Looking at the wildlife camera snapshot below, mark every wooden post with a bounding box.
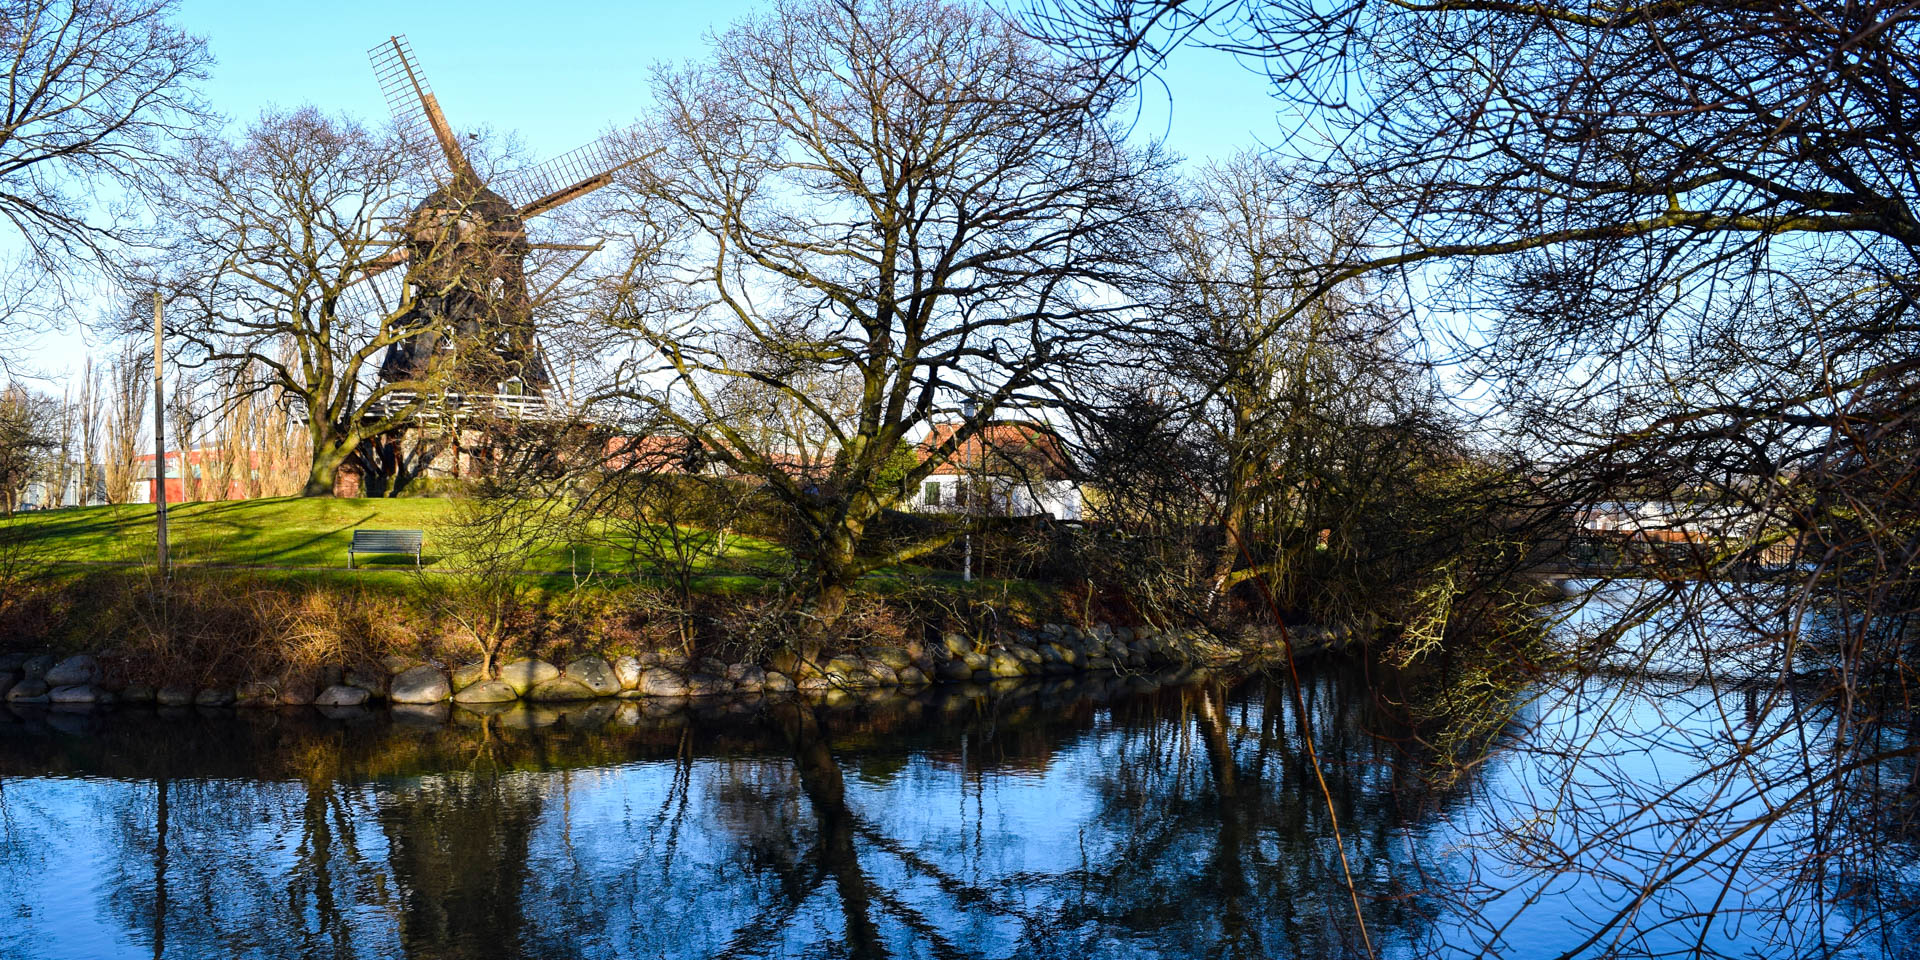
[153,291,169,574]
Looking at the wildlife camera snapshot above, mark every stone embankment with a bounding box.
[0,621,1365,709]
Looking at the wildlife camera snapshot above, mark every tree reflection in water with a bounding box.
[0,662,1895,959]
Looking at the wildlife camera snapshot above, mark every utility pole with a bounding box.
[962,399,976,583]
[152,291,169,575]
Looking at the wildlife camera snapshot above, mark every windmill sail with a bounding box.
[368,35,479,185]
[506,136,643,217]
[338,246,409,322]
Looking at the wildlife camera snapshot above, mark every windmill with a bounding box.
[358,35,641,418]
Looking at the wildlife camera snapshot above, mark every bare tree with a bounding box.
[43,379,79,506]
[1035,1,1920,953]
[164,372,202,501]
[597,0,1169,625]
[1157,156,1415,613]
[587,434,745,654]
[0,385,56,515]
[148,108,474,497]
[76,355,104,504]
[0,0,210,357]
[424,448,580,676]
[101,339,148,504]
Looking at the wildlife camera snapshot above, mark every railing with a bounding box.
[359,389,568,424]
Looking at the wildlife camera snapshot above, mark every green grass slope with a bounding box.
[0,497,784,575]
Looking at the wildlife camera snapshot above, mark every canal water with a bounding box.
[0,659,1908,958]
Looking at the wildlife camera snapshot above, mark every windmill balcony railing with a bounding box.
[356,389,568,423]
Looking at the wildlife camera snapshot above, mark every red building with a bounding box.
[134,449,270,503]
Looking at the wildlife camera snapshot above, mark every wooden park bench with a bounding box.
[348,529,424,569]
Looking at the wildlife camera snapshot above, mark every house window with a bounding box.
[924,481,942,506]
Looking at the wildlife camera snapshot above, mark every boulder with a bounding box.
[896,665,930,687]
[527,677,596,702]
[44,655,100,687]
[988,650,1027,679]
[20,654,54,681]
[4,678,48,702]
[940,633,975,658]
[277,684,315,706]
[860,646,915,672]
[861,660,900,687]
[822,656,873,688]
[767,649,804,676]
[48,684,108,704]
[194,687,235,707]
[762,671,797,694]
[314,685,370,707]
[563,657,621,697]
[638,669,691,698]
[613,655,644,690]
[685,674,730,697]
[236,681,279,706]
[155,685,194,707]
[120,683,156,704]
[381,655,416,675]
[726,663,766,692]
[453,680,519,704]
[342,667,386,695]
[498,659,559,696]
[41,683,93,706]
[450,661,490,692]
[390,665,452,704]
[935,659,973,682]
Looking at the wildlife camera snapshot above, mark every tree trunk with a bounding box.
[302,438,355,498]
[1208,427,1257,614]
[805,521,864,627]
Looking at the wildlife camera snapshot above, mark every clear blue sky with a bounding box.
[175,0,1276,173]
[21,0,1279,385]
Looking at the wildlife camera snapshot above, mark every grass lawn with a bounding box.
[0,496,786,577]
[0,498,1059,616]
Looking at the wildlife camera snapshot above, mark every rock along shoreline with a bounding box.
[0,620,1370,712]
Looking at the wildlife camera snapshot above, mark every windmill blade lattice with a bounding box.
[339,255,408,323]
[368,36,434,149]
[505,137,638,216]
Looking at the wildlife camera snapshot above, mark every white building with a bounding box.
[914,421,1081,521]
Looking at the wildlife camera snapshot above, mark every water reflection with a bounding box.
[0,666,1907,958]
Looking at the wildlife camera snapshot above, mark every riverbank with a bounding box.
[0,618,1369,710]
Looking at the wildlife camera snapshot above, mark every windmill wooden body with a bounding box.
[362,34,636,418]
[338,36,639,494]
